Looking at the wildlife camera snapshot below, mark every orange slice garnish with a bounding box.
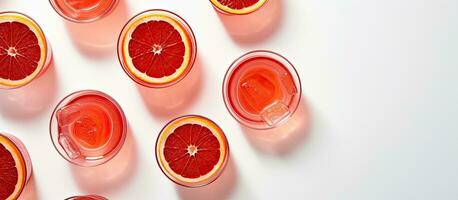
[210,0,269,15]
[118,10,196,88]
[156,115,229,187]
[0,12,48,88]
[0,134,27,200]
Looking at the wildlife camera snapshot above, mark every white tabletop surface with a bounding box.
[1,0,458,199]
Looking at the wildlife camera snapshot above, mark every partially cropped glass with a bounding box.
[49,0,118,23]
[223,50,302,130]
[49,90,127,167]
[117,9,197,88]
[209,0,269,15]
[66,195,108,200]
[0,132,33,200]
[155,115,229,187]
[0,11,52,89]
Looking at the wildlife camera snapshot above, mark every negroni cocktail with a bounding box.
[223,50,302,129]
[50,90,127,167]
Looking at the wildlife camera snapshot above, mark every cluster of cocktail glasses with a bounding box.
[0,0,302,199]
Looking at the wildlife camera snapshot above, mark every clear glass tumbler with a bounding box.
[49,90,127,167]
[223,50,302,129]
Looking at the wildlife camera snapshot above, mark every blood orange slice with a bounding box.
[0,12,49,88]
[210,0,269,15]
[118,10,196,88]
[156,115,229,187]
[0,133,27,200]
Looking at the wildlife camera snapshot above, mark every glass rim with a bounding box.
[222,50,302,130]
[49,90,127,167]
[48,0,119,23]
[117,9,197,88]
[154,114,230,188]
[65,195,108,200]
[0,132,29,198]
[0,11,50,89]
[209,0,270,15]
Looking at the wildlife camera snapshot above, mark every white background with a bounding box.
[1,0,458,199]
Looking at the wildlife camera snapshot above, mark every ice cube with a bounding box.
[56,104,82,127]
[56,104,84,160]
[73,115,99,146]
[260,101,290,127]
[58,133,81,159]
[279,72,297,95]
[240,74,275,110]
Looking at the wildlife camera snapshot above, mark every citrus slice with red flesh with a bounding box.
[156,115,229,187]
[118,10,196,87]
[210,0,269,15]
[0,12,48,88]
[0,134,27,200]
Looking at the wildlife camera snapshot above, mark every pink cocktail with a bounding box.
[223,50,302,129]
[50,90,127,167]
